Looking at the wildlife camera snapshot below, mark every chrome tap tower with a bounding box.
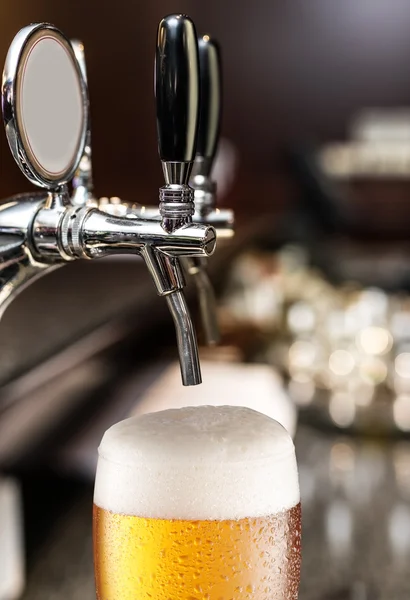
[0,17,219,386]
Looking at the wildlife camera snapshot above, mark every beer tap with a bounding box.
[181,35,227,345]
[69,34,223,346]
[0,19,215,386]
[125,34,235,345]
[69,33,234,346]
[154,14,211,382]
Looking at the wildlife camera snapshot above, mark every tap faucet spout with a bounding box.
[182,256,220,345]
[165,290,201,385]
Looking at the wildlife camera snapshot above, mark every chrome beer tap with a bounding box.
[125,34,234,345]
[0,19,215,386]
[182,35,232,345]
[69,34,234,346]
[154,15,211,371]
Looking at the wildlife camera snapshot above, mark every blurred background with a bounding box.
[2,1,410,599]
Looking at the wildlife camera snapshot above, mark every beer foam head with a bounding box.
[94,405,300,520]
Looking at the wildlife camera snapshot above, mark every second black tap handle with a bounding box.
[196,36,222,176]
[155,14,200,171]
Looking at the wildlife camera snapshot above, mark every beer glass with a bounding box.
[93,405,301,599]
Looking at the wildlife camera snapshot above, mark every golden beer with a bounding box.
[93,406,301,600]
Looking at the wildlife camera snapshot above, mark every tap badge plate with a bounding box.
[1,23,88,190]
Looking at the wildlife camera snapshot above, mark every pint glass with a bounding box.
[93,405,301,599]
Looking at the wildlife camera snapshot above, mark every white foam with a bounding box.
[94,405,300,520]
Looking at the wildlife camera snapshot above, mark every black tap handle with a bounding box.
[155,14,200,163]
[196,35,222,173]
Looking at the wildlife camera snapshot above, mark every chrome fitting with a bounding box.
[159,184,195,220]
